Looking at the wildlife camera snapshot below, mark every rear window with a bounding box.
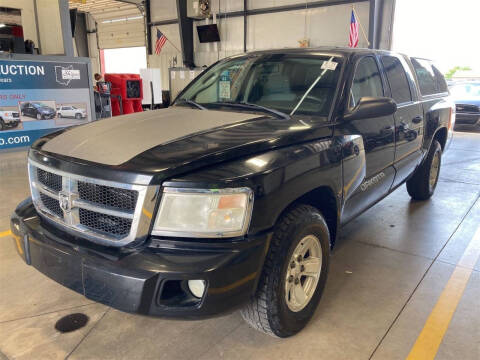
[411,58,448,96]
[381,56,412,104]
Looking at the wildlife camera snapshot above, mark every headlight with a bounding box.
[152,187,254,238]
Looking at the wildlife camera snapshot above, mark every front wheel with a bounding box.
[36,113,42,120]
[407,140,442,200]
[241,205,330,337]
[0,119,5,131]
[75,113,82,119]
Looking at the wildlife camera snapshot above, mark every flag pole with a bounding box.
[352,6,370,47]
[156,27,182,53]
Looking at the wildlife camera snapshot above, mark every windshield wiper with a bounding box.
[211,101,290,119]
[176,99,207,110]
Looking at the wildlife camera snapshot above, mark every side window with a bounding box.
[350,57,384,108]
[411,58,447,95]
[381,56,412,104]
[432,65,448,93]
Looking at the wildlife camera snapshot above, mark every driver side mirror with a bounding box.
[343,97,397,122]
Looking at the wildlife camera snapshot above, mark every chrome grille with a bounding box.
[79,208,132,236]
[37,168,62,192]
[39,193,63,218]
[28,160,156,247]
[78,182,138,211]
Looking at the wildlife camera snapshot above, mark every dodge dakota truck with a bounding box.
[11,48,454,337]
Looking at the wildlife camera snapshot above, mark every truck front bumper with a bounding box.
[2,116,20,126]
[11,199,271,319]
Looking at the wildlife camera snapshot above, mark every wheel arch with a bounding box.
[433,126,448,150]
[273,185,339,248]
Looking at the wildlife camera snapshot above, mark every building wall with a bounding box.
[193,1,370,67]
[36,0,64,55]
[148,0,395,91]
[148,0,182,90]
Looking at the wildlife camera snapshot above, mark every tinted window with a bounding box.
[350,57,384,107]
[411,58,447,95]
[381,56,412,103]
[432,65,448,93]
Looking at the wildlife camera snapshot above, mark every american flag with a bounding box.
[348,10,359,48]
[155,29,167,54]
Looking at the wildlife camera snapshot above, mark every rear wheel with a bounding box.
[0,119,5,131]
[407,140,442,200]
[241,205,330,337]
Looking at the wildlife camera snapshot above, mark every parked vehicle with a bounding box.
[0,109,20,130]
[21,102,56,120]
[11,48,454,337]
[57,105,87,120]
[449,81,480,129]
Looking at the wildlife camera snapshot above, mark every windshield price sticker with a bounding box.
[321,60,338,71]
[219,80,231,99]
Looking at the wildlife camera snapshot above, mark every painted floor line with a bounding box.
[406,225,480,360]
[0,230,11,238]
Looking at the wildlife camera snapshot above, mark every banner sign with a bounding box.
[0,58,93,150]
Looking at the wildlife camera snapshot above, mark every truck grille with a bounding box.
[456,104,479,114]
[78,182,138,211]
[28,161,152,246]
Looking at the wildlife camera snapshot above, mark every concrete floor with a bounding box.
[0,131,479,360]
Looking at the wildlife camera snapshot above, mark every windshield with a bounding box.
[449,83,480,99]
[177,54,342,117]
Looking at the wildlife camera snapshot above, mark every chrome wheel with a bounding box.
[285,234,322,312]
[429,151,440,190]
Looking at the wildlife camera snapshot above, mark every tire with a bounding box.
[36,112,42,120]
[241,204,330,337]
[0,119,5,131]
[407,140,442,200]
[75,113,82,120]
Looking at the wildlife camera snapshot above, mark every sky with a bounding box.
[392,0,479,74]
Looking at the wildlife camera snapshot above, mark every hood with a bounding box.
[37,107,332,184]
[454,98,480,107]
[41,108,263,166]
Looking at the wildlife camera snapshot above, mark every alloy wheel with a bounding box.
[285,234,322,312]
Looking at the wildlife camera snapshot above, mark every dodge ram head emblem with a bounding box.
[58,192,72,212]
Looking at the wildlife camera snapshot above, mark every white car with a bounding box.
[57,106,87,120]
[0,109,21,130]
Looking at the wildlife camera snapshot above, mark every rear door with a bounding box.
[340,55,396,223]
[380,55,424,187]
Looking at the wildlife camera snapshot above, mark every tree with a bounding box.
[445,66,472,80]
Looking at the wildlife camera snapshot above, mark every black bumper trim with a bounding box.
[11,200,271,318]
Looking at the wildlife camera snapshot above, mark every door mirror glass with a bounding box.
[344,97,397,122]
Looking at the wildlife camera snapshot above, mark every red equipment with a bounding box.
[104,73,143,116]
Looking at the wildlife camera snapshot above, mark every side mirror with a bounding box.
[343,97,397,122]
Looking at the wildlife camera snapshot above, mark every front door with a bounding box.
[340,55,396,223]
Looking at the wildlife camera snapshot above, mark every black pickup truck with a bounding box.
[11,48,454,337]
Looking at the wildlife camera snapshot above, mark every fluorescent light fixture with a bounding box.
[101,15,144,24]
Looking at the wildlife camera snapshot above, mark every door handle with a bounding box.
[412,116,423,124]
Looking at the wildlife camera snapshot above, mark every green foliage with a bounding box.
[445,66,472,79]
